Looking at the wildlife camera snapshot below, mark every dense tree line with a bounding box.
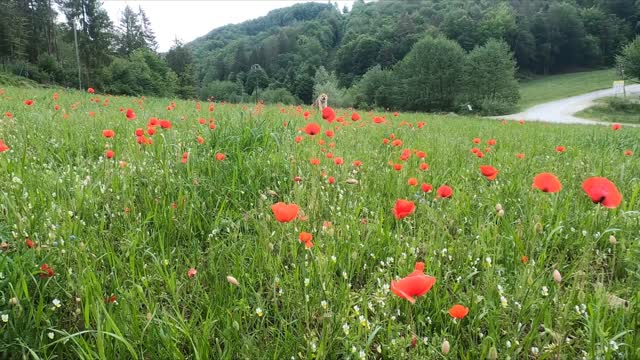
[1,0,639,113]
[0,0,195,99]
[189,0,638,112]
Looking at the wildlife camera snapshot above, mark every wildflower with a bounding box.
[441,339,450,354]
[448,304,469,319]
[187,268,197,278]
[436,185,453,199]
[553,269,562,284]
[299,232,314,249]
[393,199,415,220]
[480,165,499,181]
[581,177,622,208]
[532,173,562,193]
[256,308,264,317]
[271,202,299,223]
[102,129,115,138]
[391,262,436,303]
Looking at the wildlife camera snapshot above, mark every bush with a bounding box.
[259,88,300,105]
[462,39,520,115]
[394,35,466,112]
[199,80,244,102]
[617,36,640,80]
[606,96,640,112]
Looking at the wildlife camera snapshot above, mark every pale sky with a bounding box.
[102,1,355,52]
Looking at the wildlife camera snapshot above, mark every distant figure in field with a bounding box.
[313,93,328,112]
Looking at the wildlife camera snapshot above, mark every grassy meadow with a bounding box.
[519,69,619,110]
[577,97,640,125]
[0,87,639,359]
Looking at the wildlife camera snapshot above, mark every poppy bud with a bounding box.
[495,204,502,212]
[497,209,505,217]
[488,346,497,360]
[441,339,450,354]
[346,178,359,185]
[534,222,543,233]
[609,235,617,246]
[9,297,18,305]
[227,275,239,286]
[553,269,562,284]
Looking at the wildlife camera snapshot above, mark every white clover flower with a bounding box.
[255,307,264,317]
[52,299,61,308]
[321,300,328,310]
[342,323,350,335]
[47,332,55,339]
[1,314,8,323]
[541,286,549,297]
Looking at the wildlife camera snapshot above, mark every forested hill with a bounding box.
[188,0,638,104]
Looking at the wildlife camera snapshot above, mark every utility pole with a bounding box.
[73,18,82,90]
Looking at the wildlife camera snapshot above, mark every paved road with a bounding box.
[496,84,640,125]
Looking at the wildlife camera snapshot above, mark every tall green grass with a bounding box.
[0,87,638,359]
[519,69,619,110]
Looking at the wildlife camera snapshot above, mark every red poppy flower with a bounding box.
[303,111,310,119]
[325,152,334,159]
[473,138,481,144]
[334,157,343,165]
[487,139,496,146]
[159,120,172,129]
[322,107,336,122]
[54,104,60,111]
[299,231,313,248]
[521,255,529,264]
[519,119,525,125]
[393,163,403,171]
[407,178,418,186]
[0,140,9,153]
[392,139,403,147]
[353,160,362,167]
[135,128,144,137]
[305,122,321,136]
[516,153,525,159]
[480,165,499,181]
[390,262,436,304]
[624,150,633,156]
[421,183,432,193]
[196,136,205,144]
[105,150,115,159]
[215,153,226,161]
[419,163,429,171]
[325,130,334,137]
[556,146,566,153]
[105,295,117,304]
[448,304,469,319]
[328,176,335,184]
[187,268,197,278]
[351,112,360,121]
[271,202,300,223]
[102,129,115,138]
[436,185,453,199]
[393,199,415,219]
[25,239,36,248]
[533,173,562,193]
[125,108,136,120]
[415,151,426,159]
[181,152,189,164]
[581,177,622,208]
[417,121,426,128]
[4,112,12,118]
[147,127,156,136]
[310,158,320,165]
[87,87,95,94]
[611,123,621,130]
[40,263,55,278]
[476,151,484,158]
[383,138,389,145]
[24,99,34,106]
[373,116,384,124]
[295,136,303,143]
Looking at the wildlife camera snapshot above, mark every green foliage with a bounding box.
[395,36,466,112]
[259,88,300,105]
[617,36,640,80]
[199,80,244,102]
[100,49,177,97]
[463,39,520,115]
[350,65,394,109]
[312,66,353,108]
